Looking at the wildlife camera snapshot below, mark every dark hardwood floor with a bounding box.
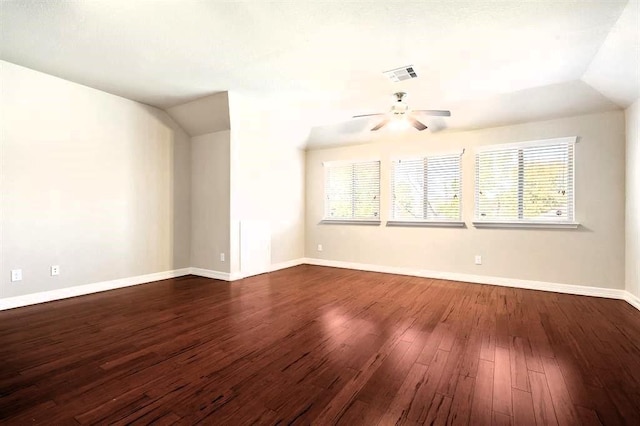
[1,265,639,425]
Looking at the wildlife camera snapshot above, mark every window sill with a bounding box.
[472,221,580,229]
[320,219,381,225]
[386,220,465,228]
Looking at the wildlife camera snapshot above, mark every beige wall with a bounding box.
[190,130,231,272]
[626,99,640,298]
[305,110,626,289]
[2,61,631,301]
[228,92,306,274]
[0,61,191,298]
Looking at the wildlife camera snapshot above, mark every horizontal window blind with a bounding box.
[391,154,461,221]
[475,140,574,222]
[324,160,380,220]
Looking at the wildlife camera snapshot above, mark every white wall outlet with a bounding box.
[11,269,22,282]
[475,255,482,265]
[51,265,60,276]
[317,244,323,252]
[220,253,225,262]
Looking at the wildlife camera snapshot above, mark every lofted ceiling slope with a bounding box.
[166,92,230,137]
[1,0,638,146]
[582,0,640,107]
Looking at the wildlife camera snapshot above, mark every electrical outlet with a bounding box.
[220,253,225,262]
[317,244,323,252]
[475,255,482,265]
[51,265,60,276]
[11,269,22,282]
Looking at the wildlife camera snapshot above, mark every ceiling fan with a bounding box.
[353,92,451,131]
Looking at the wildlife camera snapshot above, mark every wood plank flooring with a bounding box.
[1,265,639,425]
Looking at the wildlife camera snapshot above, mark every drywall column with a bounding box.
[626,99,640,298]
[170,91,306,278]
[228,92,306,277]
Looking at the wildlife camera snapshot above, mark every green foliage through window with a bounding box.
[391,154,461,221]
[475,140,574,222]
[324,160,380,220]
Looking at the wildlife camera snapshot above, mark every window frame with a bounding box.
[387,151,464,228]
[321,159,381,225]
[473,136,579,229]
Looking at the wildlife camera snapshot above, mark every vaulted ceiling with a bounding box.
[1,0,638,147]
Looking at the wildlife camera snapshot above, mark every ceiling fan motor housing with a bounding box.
[394,92,407,101]
[391,92,409,116]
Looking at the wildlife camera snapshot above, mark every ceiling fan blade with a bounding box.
[413,109,451,117]
[353,113,385,118]
[371,118,390,131]
[408,117,428,131]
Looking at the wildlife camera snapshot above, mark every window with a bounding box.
[323,160,380,223]
[474,137,577,227]
[390,152,462,225]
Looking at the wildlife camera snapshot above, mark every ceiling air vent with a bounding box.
[383,65,418,82]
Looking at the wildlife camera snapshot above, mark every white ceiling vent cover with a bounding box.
[383,65,418,82]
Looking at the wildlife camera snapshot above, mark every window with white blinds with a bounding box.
[324,160,380,222]
[475,137,576,226]
[390,153,462,223]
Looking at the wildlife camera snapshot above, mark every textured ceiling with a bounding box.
[1,0,637,147]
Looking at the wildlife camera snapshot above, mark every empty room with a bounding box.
[1,0,639,424]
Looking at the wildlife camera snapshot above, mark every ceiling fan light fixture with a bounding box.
[388,118,410,130]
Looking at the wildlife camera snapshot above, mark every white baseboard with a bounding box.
[0,260,305,311]
[190,258,307,282]
[0,268,191,311]
[304,258,638,310]
[192,257,639,313]
[229,272,244,281]
[270,258,307,272]
[3,259,638,313]
[625,291,640,311]
[189,267,233,281]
